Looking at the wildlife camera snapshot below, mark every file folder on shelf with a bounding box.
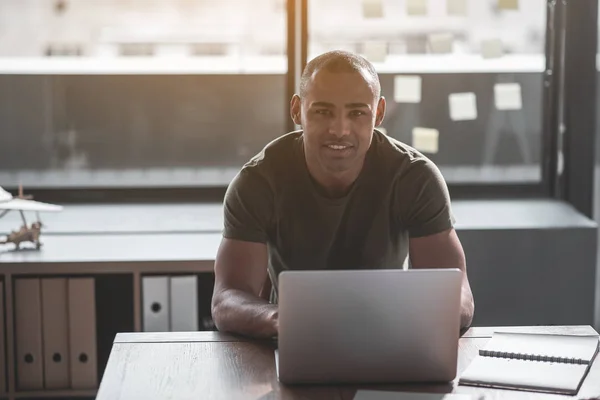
[68,278,98,389]
[170,275,199,331]
[41,278,70,389]
[142,276,170,332]
[15,278,44,390]
[0,281,5,394]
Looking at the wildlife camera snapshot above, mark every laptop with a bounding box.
[275,268,463,385]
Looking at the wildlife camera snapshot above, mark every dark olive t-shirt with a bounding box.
[223,129,454,302]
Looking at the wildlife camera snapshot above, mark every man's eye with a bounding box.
[316,109,331,115]
[350,110,365,116]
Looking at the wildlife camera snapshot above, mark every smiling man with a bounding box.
[211,50,474,338]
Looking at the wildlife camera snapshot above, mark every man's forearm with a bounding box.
[460,304,474,329]
[212,288,278,338]
[460,283,475,329]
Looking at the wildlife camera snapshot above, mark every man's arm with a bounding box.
[409,228,474,329]
[211,238,278,338]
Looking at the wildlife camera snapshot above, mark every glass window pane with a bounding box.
[309,0,546,185]
[0,0,287,188]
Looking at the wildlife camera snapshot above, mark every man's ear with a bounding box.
[290,94,302,126]
[375,96,386,127]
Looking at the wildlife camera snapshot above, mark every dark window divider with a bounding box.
[562,0,598,218]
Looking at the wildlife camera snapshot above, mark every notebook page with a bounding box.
[482,333,599,362]
[459,356,589,394]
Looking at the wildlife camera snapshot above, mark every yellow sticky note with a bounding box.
[363,0,384,18]
[363,42,387,63]
[394,75,422,103]
[449,92,477,121]
[412,127,439,154]
[498,0,518,10]
[428,33,454,54]
[481,39,504,59]
[407,0,427,15]
[447,0,467,15]
[494,83,522,110]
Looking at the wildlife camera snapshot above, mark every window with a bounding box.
[309,0,547,185]
[0,0,569,199]
[0,0,287,188]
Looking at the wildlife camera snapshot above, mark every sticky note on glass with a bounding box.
[428,33,454,54]
[498,0,518,10]
[406,37,427,54]
[494,83,522,110]
[394,75,422,103]
[407,0,427,15]
[481,39,503,59]
[449,92,477,121]
[363,42,387,63]
[363,0,384,18]
[412,127,439,154]
[447,0,467,15]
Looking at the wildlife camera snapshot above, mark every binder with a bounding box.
[0,282,5,394]
[68,278,98,389]
[170,275,198,331]
[15,278,44,390]
[142,276,170,332]
[41,278,70,389]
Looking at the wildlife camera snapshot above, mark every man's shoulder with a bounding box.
[243,130,301,171]
[234,131,302,189]
[371,130,448,201]
[372,129,434,172]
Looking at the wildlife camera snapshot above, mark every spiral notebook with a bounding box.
[459,332,599,395]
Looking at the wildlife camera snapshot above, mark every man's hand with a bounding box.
[211,238,279,338]
[409,228,475,329]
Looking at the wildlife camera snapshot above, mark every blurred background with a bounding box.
[0,0,551,189]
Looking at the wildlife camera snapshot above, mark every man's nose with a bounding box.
[328,116,351,138]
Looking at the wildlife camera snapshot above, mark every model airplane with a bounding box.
[0,185,63,250]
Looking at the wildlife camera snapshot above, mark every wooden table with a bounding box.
[96,326,600,400]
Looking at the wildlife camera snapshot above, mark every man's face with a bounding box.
[291,68,385,175]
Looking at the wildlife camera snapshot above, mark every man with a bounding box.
[211,50,474,338]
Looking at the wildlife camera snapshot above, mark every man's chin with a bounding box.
[316,152,364,175]
[321,160,355,174]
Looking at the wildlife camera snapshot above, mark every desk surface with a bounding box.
[97,326,600,400]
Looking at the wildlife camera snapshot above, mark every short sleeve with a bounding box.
[223,168,273,243]
[396,158,455,238]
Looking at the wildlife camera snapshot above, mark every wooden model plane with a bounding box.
[0,185,63,250]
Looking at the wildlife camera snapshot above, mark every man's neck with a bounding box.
[305,157,364,198]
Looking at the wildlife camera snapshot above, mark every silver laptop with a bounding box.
[276,268,463,385]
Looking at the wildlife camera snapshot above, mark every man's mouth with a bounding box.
[324,143,353,150]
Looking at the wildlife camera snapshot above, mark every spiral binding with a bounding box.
[479,350,587,365]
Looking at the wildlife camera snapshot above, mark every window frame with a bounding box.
[560,0,598,218]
